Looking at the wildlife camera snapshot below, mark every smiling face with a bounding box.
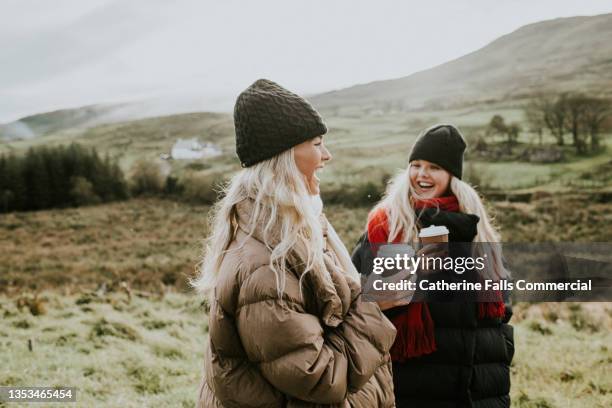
[294,135,332,194]
[409,159,452,199]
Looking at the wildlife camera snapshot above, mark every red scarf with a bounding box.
[413,195,460,212]
[367,196,505,362]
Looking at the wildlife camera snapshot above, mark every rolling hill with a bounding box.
[0,98,217,142]
[0,112,235,173]
[1,13,611,191]
[0,104,130,141]
[311,13,612,113]
[3,13,611,144]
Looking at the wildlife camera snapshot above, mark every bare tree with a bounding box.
[541,94,567,146]
[524,98,546,145]
[581,97,611,151]
[487,114,507,143]
[525,93,610,154]
[563,93,589,154]
[507,123,521,145]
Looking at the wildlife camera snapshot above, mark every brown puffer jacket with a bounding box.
[197,198,397,407]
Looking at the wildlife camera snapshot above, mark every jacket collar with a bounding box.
[233,197,351,327]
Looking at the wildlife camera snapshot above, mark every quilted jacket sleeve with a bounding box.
[234,264,395,404]
[326,298,396,392]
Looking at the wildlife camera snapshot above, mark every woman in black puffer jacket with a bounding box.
[353,124,514,408]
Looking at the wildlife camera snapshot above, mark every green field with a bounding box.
[1,292,610,408]
[2,106,610,194]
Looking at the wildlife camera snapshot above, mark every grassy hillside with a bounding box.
[2,105,609,194]
[1,292,610,408]
[1,196,610,294]
[0,198,610,407]
[0,112,235,174]
[1,15,610,193]
[312,13,612,113]
[0,291,205,408]
[316,108,611,192]
[0,104,124,141]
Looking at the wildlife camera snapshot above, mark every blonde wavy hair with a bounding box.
[370,124,509,280]
[191,147,359,299]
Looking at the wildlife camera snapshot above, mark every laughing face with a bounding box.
[409,159,452,199]
[294,135,332,194]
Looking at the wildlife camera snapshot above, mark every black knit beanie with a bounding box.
[408,124,467,179]
[234,79,328,167]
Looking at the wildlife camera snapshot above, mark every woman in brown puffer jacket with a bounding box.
[192,79,396,408]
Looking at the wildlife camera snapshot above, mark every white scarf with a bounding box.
[307,194,324,216]
[307,194,361,285]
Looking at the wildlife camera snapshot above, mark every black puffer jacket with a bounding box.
[352,208,514,408]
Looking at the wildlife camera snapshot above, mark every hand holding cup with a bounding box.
[417,225,450,276]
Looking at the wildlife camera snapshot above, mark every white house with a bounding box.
[170,138,222,160]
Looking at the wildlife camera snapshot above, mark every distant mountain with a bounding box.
[0,103,143,141]
[0,111,235,172]
[311,13,612,113]
[4,13,612,143]
[0,95,223,142]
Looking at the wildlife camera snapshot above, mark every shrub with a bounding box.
[90,318,141,341]
[180,173,224,204]
[123,362,166,395]
[69,176,101,206]
[12,319,31,329]
[528,321,552,335]
[163,176,183,196]
[129,160,165,196]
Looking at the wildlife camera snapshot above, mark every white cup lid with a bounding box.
[418,224,450,238]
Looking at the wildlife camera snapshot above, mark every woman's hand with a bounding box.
[368,267,417,311]
[376,298,412,311]
[362,244,418,311]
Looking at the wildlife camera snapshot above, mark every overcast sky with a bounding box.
[1,0,611,122]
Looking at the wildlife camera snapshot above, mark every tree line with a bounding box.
[0,144,128,213]
[484,93,610,156]
[524,93,611,154]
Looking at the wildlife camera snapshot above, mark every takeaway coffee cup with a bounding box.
[418,225,450,243]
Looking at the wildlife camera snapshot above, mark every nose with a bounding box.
[322,145,332,162]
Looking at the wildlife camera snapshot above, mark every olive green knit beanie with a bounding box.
[234,79,328,167]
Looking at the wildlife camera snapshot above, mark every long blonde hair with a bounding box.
[191,147,358,299]
[370,125,508,279]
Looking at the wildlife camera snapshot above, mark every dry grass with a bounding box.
[491,194,612,242]
[1,292,610,407]
[0,291,206,407]
[0,197,611,407]
[1,195,609,294]
[0,199,209,293]
[510,303,612,407]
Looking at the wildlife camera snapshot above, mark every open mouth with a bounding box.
[312,167,324,182]
[417,181,435,191]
